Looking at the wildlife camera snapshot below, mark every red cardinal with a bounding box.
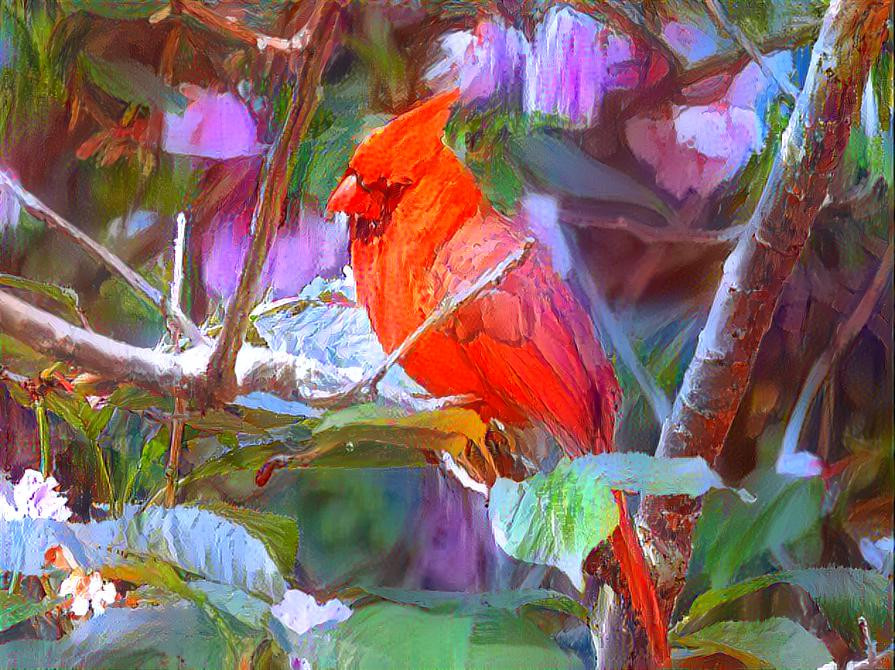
[328,90,668,664]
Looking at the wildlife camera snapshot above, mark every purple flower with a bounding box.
[270,589,352,637]
[162,85,263,160]
[427,20,529,102]
[524,6,647,126]
[0,469,72,522]
[202,208,348,300]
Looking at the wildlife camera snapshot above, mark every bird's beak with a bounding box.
[327,172,382,221]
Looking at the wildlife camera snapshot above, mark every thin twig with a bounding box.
[781,235,894,458]
[163,212,189,508]
[334,239,536,405]
[0,169,205,345]
[206,1,341,406]
[173,0,312,53]
[703,0,800,100]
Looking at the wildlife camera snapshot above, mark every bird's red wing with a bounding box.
[428,214,620,455]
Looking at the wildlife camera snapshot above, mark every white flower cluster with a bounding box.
[0,469,72,522]
[59,569,117,617]
[271,589,353,670]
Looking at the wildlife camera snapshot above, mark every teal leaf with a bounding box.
[673,618,833,669]
[489,454,744,589]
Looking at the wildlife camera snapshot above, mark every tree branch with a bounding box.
[0,287,361,407]
[632,0,891,640]
[0,168,205,346]
[205,1,341,406]
[781,234,893,461]
[172,0,312,53]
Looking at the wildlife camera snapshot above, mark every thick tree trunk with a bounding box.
[605,0,892,665]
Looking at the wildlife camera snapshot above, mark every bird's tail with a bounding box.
[608,491,670,667]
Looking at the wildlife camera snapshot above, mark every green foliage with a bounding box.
[680,568,894,650]
[79,54,187,112]
[294,601,577,670]
[0,273,84,325]
[59,0,168,20]
[673,618,833,669]
[0,592,61,633]
[688,467,824,589]
[0,602,229,669]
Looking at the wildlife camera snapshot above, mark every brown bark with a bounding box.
[205,2,342,405]
[633,0,892,647]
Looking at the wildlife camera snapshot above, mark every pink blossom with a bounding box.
[625,54,791,199]
[162,85,263,160]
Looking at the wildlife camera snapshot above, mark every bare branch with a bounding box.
[0,288,443,411]
[702,0,800,100]
[0,168,205,346]
[173,0,312,53]
[628,0,892,644]
[781,234,893,459]
[205,1,342,405]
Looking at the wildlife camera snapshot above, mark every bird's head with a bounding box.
[327,89,459,236]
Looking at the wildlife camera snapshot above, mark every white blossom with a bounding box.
[271,589,352,637]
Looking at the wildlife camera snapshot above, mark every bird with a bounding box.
[327,89,669,665]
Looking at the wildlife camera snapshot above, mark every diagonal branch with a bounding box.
[702,0,800,100]
[0,169,205,346]
[631,0,891,640]
[781,234,894,461]
[205,1,341,406]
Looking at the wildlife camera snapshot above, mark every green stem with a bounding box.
[91,439,114,508]
[35,399,51,477]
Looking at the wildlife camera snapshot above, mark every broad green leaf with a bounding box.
[690,468,824,588]
[673,618,833,669]
[311,404,488,461]
[80,55,187,112]
[60,0,168,20]
[0,273,84,325]
[681,568,893,650]
[489,455,744,588]
[189,580,271,632]
[294,602,576,670]
[0,602,228,669]
[0,592,61,633]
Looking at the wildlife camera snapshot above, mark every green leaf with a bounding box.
[60,0,169,21]
[0,592,61,633]
[489,455,744,588]
[297,602,577,670]
[0,273,84,325]
[0,505,288,601]
[80,55,187,112]
[681,568,893,650]
[690,468,824,588]
[200,502,299,576]
[673,618,833,669]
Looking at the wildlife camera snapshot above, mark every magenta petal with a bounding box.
[162,87,262,160]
